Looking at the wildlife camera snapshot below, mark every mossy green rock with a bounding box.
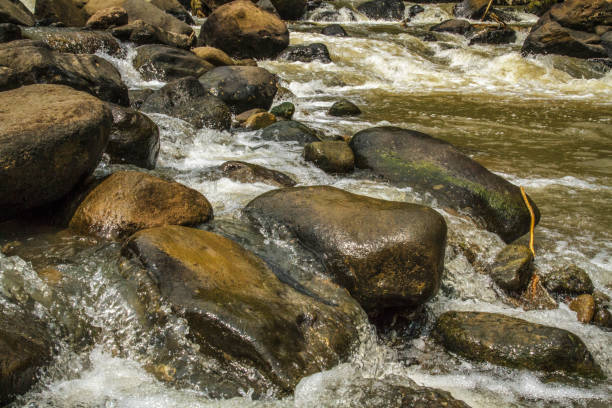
[122,225,361,392]
[349,126,540,243]
[270,101,295,120]
[433,311,604,378]
[244,186,447,316]
[490,244,533,294]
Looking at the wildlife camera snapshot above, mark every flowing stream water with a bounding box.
[1,3,611,407]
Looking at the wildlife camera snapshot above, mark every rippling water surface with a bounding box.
[2,3,611,407]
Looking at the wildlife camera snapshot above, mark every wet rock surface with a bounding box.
[133,44,213,81]
[357,0,405,21]
[469,27,517,45]
[86,6,129,29]
[270,0,306,20]
[32,0,88,27]
[217,161,296,187]
[260,120,320,144]
[0,0,35,26]
[321,23,347,37]
[490,244,534,294]
[244,186,447,317]
[328,98,361,116]
[349,126,540,243]
[0,22,20,42]
[270,101,295,119]
[278,43,332,63]
[304,141,355,174]
[191,46,235,67]
[430,19,473,35]
[541,263,594,296]
[110,19,193,48]
[20,26,122,55]
[433,311,604,378]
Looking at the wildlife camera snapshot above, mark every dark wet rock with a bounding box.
[141,76,231,130]
[245,111,276,130]
[257,0,280,17]
[409,5,425,17]
[199,0,289,59]
[110,19,193,49]
[357,0,405,21]
[260,120,320,144]
[133,44,213,82]
[106,104,160,170]
[217,161,296,187]
[430,19,473,35]
[311,9,358,23]
[121,225,361,392]
[32,0,88,27]
[192,46,235,66]
[244,186,447,317]
[270,0,306,20]
[86,6,129,29]
[421,32,437,42]
[454,0,490,20]
[0,22,20,42]
[322,24,347,37]
[548,0,612,33]
[433,311,604,378]
[569,294,595,323]
[198,66,278,113]
[0,302,53,406]
[593,305,612,329]
[328,98,361,116]
[602,31,612,57]
[304,141,355,174]
[150,0,195,24]
[270,101,295,120]
[0,40,129,105]
[469,27,517,45]
[69,171,213,240]
[349,126,540,243]
[527,0,562,17]
[0,0,35,26]
[278,42,332,63]
[0,84,111,221]
[490,244,534,294]
[20,27,122,55]
[540,264,594,296]
[128,88,154,110]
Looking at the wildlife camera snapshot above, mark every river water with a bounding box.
[1,2,611,407]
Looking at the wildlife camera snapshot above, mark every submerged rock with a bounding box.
[469,27,517,45]
[20,27,122,55]
[430,19,473,35]
[321,24,347,37]
[198,66,278,113]
[278,43,332,63]
[0,84,111,221]
[490,244,534,294]
[433,311,604,378]
[0,0,35,26]
[121,225,361,392]
[141,76,231,130]
[304,141,355,174]
[540,264,594,296]
[106,104,160,170]
[0,40,128,105]
[217,161,296,187]
[328,98,361,116]
[86,6,129,29]
[260,120,320,144]
[199,0,289,59]
[244,186,447,317]
[133,44,213,81]
[349,126,540,243]
[69,171,213,240]
[357,0,405,21]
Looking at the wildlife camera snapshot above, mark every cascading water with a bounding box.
[2,2,611,407]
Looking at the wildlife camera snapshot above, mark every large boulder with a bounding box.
[349,127,540,243]
[268,0,305,20]
[121,225,362,392]
[216,160,296,187]
[110,19,193,49]
[106,104,160,169]
[69,171,213,240]
[198,65,278,113]
[0,40,129,105]
[433,311,604,378]
[0,0,35,26]
[141,76,232,130]
[278,42,331,63]
[32,0,88,27]
[244,186,447,317]
[0,302,53,406]
[260,120,320,144]
[540,264,594,296]
[133,44,213,81]
[0,84,111,220]
[199,0,289,60]
[20,27,122,55]
[357,0,405,21]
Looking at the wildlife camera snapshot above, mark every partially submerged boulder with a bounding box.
[278,43,332,63]
[433,311,603,378]
[489,244,534,294]
[540,264,594,296]
[133,44,213,81]
[328,98,361,116]
[121,225,361,392]
[430,19,473,35]
[321,24,347,37]
[0,84,111,220]
[141,76,231,130]
[106,104,160,170]
[260,120,320,144]
[244,186,447,317]
[199,0,289,59]
[357,0,405,21]
[270,101,295,120]
[20,27,122,55]
[69,171,213,240]
[198,66,278,113]
[569,294,595,323]
[304,141,355,174]
[469,27,517,45]
[217,161,296,187]
[0,40,129,105]
[349,127,540,243]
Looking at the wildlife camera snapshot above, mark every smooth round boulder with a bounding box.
[349,127,540,243]
[198,66,278,113]
[106,104,160,170]
[489,244,534,294]
[217,161,296,187]
[244,186,447,316]
[357,0,405,21]
[304,141,355,174]
[260,120,320,144]
[321,24,347,37]
[121,225,361,392]
[199,0,289,59]
[270,101,295,120]
[69,171,213,240]
[540,264,594,296]
[0,84,111,221]
[278,43,332,63]
[328,98,361,116]
[141,76,232,130]
[133,44,213,81]
[86,7,129,29]
[433,311,603,378]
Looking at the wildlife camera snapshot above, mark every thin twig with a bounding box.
[480,0,495,21]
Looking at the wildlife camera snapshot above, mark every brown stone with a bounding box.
[191,46,235,66]
[244,111,276,130]
[86,6,128,29]
[569,294,596,323]
[217,161,296,187]
[235,108,265,124]
[304,141,355,174]
[33,0,88,27]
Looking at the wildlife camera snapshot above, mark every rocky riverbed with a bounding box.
[1,0,611,407]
